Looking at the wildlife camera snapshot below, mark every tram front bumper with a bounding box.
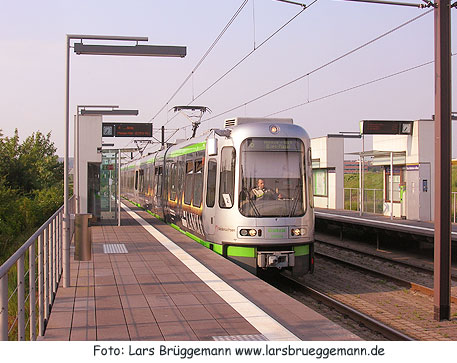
[257,251,295,269]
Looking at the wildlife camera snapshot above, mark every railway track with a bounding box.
[276,273,415,341]
[262,274,415,341]
[316,237,457,281]
[315,250,457,304]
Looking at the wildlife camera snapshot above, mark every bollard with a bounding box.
[74,214,92,261]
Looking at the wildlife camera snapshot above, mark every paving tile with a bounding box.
[128,323,164,340]
[72,309,96,328]
[145,294,176,308]
[124,307,156,325]
[187,319,227,340]
[216,317,260,336]
[205,303,242,319]
[96,308,126,326]
[97,324,130,340]
[178,305,214,321]
[168,293,202,306]
[70,327,97,341]
[120,294,149,309]
[158,321,198,341]
[41,327,70,341]
[95,295,123,309]
[46,311,73,329]
[151,306,186,323]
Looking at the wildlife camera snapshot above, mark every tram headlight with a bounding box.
[291,228,301,236]
[239,228,258,237]
[290,227,307,237]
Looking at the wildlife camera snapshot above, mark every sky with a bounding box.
[0,0,456,158]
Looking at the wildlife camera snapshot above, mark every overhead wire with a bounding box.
[200,8,434,125]
[264,54,457,117]
[160,0,317,130]
[147,0,249,127]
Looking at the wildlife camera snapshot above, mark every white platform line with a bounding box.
[122,203,300,341]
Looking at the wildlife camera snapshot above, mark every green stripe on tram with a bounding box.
[293,245,309,256]
[169,142,206,157]
[123,197,257,259]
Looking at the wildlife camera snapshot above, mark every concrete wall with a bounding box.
[311,137,344,209]
[75,115,102,213]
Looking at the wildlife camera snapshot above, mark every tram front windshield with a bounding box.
[239,138,306,217]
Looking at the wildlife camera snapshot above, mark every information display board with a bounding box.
[361,120,413,135]
[102,123,152,137]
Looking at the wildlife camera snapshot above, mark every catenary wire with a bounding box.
[147,0,249,126]
[200,8,433,124]
[159,0,317,130]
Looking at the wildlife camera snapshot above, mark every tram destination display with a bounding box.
[102,122,152,137]
[243,138,303,152]
[361,120,413,135]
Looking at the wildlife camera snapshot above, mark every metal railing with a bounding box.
[0,196,74,341]
[345,189,457,223]
[344,188,384,214]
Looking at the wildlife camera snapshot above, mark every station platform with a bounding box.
[315,208,457,242]
[41,202,359,341]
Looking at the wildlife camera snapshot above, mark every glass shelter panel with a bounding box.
[239,138,306,217]
[100,150,119,222]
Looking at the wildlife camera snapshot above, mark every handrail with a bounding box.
[0,195,75,341]
[0,205,63,279]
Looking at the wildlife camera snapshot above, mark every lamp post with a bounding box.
[63,34,186,288]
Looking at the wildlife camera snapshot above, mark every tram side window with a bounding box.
[193,159,203,207]
[135,170,138,190]
[184,160,194,205]
[169,163,177,201]
[139,169,144,192]
[206,160,217,208]
[219,147,236,209]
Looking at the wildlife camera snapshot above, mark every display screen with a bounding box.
[362,120,413,135]
[243,138,302,152]
[102,123,152,137]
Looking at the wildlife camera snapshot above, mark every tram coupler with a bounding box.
[257,251,295,269]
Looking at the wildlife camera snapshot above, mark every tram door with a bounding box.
[204,159,218,235]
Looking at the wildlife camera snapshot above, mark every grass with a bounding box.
[343,166,457,215]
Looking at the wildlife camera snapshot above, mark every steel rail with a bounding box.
[280,274,415,341]
[315,238,457,281]
[315,251,457,304]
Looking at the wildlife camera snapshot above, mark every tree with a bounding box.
[0,129,63,194]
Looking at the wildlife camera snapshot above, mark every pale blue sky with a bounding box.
[0,0,456,156]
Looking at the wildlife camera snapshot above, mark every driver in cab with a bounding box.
[251,179,282,200]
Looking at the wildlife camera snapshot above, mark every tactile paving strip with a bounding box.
[212,334,268,341]
[103,243,128,254]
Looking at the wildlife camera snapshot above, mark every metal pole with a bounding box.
[38,232,44,336]
[433,0,451,321]
[161,125,165,149]
[0,274,7,340]
[118,149,121,226]
[359,157,362,215]
[452,192,457,223]
[17,255,25,341]
[390,152,393,220]
[63,35,71,288]
[29,242,36,341]
[75,112,80,213]
[361,135,365,214]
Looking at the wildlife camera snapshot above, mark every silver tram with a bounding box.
[121,117,314,276]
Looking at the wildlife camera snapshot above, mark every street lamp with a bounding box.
[63,35,186,288]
